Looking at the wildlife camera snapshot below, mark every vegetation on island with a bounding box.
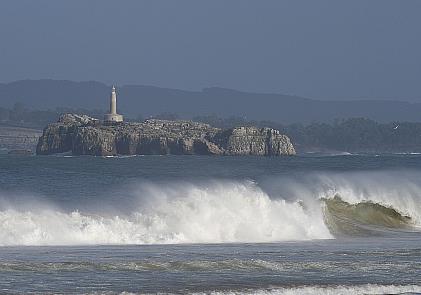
[1,104,421,153]
[193,115,421,153]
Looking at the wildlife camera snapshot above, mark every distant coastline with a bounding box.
[1,79,421,155]
[1,79,421,123]
[2,114,421,155]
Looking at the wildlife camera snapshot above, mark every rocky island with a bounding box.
[36,87,295,156]
[36,114,296,156]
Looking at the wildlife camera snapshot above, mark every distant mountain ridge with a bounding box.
[1,79,420,123]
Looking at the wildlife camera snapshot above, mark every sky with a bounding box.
[1,0,421,101]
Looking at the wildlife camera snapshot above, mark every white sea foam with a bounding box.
[0,181,331,246]
[101,285,421,295]
[190,284,421,295]
[1,171,421,246]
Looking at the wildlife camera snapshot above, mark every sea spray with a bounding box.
[0,181,331,246]
[1,171,421,246]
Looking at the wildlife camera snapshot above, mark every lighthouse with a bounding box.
[104,85,123,123]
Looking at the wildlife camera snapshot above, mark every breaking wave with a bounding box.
[322,195,414,236]
[0,181,330,246]
[0,171,420,246]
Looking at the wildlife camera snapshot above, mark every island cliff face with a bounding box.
[36,114,296,156]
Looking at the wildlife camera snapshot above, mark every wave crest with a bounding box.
[322,195,413,236]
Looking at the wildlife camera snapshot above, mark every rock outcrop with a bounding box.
[36,114,296,156]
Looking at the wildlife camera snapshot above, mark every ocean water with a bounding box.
[0,154,420,294]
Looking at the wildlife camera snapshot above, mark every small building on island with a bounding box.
[104,86,123,123]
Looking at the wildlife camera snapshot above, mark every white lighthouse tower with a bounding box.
[104,85,123,123]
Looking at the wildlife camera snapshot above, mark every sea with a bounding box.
[0,153,420,294]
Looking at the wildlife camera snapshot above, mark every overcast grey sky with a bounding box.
[1,0,420,101]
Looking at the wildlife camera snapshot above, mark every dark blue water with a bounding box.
[0,154,420,294]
